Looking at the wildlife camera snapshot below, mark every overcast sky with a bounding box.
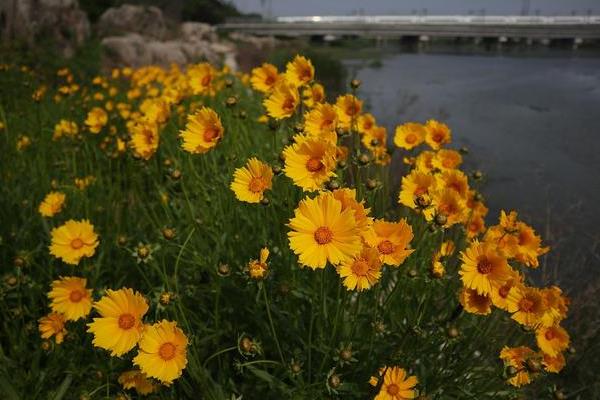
[229,0,598,17]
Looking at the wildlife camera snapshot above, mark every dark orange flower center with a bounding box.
[405,133,417,144]
[203,127,219,142]
[283,97,296,112]
[314,226,333,245]
[378,240,394,255]
[387,383,400,395]
[351,260,370,276]
[265,75,275,85]
[498,284,511,299]
[545,330,556,341]
[201,75,212,87]
[118,313,136,330]
[306,157,324,172]
[69,290,84,303]
[159,342,177,361]
[519,297,534,312]
[143,129,155,145]
[346,103,359,116]
[432,131,444,142]
[477,258,493,274]
[248,177,266,193]
[70,238,84,249]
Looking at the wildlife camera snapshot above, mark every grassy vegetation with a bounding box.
[0,45,588,400]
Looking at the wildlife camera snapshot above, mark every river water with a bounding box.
[340,44,600,290]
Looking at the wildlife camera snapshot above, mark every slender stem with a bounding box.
[262,283,285,365]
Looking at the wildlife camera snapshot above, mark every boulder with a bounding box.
[97,4,166,40]
[180,22,217,43]
[0,0,90,57]
[101,34,151,68]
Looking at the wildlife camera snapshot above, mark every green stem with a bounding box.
[262,283,285,365]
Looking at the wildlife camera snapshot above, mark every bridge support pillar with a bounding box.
[573,37,583,49]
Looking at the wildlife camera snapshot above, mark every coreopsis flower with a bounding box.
[466,190,489,218]
[49,219,99,265]
[287,192,362,269]
[250,63,280,93]
[335,94,362,130]
[357,113,376,135]
[140,98,170,125]
[363,219,414,267]
[536,325,569,357]
[130,121,159,160]
[38,312,67,344]
[133,320,188,384]
[362,125,387,151]
[424,119,451,149]
[466,214,486,239]
[304,103,338,138]
[179,107,224,154]
[52,119,78,140]
[394,123,426,150]
[372,366,418,400]
[332,188,372,234]
[87,288,149,356]
[74,175,95,190]
[513,222,549,268]
[542,353,566,373]
[490,271,523,311]
[432,148,463,170]
[414,150,435,172]
[188,62,218,95]
[337,246,382,291]
[424,188,468,227]
[230,158,273,203]
[499,346,536,387]
[283,136,337,191]
[285,55,315,87]
[85,107,108,134]
[459,287,493,315]
[506,285,545,327]
[302,83,325,108]
[459,240,511,295]
[118,370,158,395]
[263,81,299,119]
[248,247,270,280]
[38,191,66,217]
[48,276,92,321]
[398,169,437,210]
[16,135,32,151]
[436,169,469,199]
[539,286,569,327]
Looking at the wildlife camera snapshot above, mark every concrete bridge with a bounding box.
[219,15,600,42]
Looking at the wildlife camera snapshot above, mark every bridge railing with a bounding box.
[274,15,600,25]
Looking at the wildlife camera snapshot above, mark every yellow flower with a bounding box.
[539,286,569,327]
[459,287,492,315]
[180,107,224,154]
[118,370,159,395]
[248,247,270,280]
[424,119,451,149]
[304,103,338,138]
[513,222,549,268]
[287,192,362,269]
[49,219,99,265]
[38,191,66,217]
[48,276,92,321]
[466,214,486,239]
[188,62,218,95]
[436,169,469,199]
[16,135,32,151]
[283,136,337,191]
[38,312,67,344]
[133,320,188,384]
[542,353,566,373]
[357,113,376,135]
[263,81,299,119]
[363,219,414,267]
[285,55,315,87]
[414,150,435,172]
[459,240,511,295]
[489,271,522,311]
[394,123,425,150]
[85,107,108,134]
[74,175,95,190]
[139,98,170,125]
[130,121,160,160]
[506,285,545,327]
[332,188,372,234]
[362,125,387,151]
[53,119,78,140]
[374,366,418,400]
[535,325,569,357]
[335,94,362,130]
[398,169,437,210]
[87,288,149,356]
[230,158,273,203]
[251,63,280,93]
[424,188,468,227]
[336,246,382,291]
[432,149,463,170]
[499,346,536,387]
[302,83,325,108]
